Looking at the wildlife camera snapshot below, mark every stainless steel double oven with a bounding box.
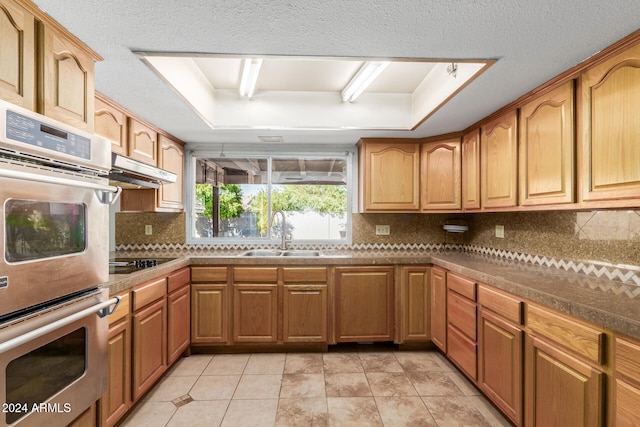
[0,100,121,427]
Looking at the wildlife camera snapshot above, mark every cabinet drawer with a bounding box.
[447,290,477,340]
[447,272,476,300]
[283,267,327,283]
[132,277,167,311]
[478,284,523,325]
[167,267,190,293]
[527,304,605,365]
[448,324,477,380]
[191,267,227,283]
[109,291,130,325]
[615,336,640,382]
[233,267,278,283]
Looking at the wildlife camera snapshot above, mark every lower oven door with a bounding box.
[0,288,117,427]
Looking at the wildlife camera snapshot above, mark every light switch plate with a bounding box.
[376,225,391,235]
[495,225,504,238]
[145,224,153,235]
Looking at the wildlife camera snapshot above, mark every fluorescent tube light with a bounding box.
[341,61,390,102]
[239,58,263,98]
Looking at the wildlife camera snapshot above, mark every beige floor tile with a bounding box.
[233,374,282,399]
[375,396,438,427]
[407,371,463,396]
[325,372,372,397]
[422,395,493,427]
[280,374,326,398]
[323,353,363,373]
[284,353,324,374]
[327,397,383,427]
[120,401,176,427]
[245,353,286,374]
[203,354,249,375]
[366,372,418,397]
[221,399,278,427]
[169,355,213,376]
[393,351,443,372]
[276,398,329,427]
[190,375,240,400]
[468,395,513,427]
[166,400,229,427]
[359,352,404,372]
[446,369,481,396]
[144,375,199,401]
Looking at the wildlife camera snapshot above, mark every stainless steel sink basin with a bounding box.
[281,250,321,257]
[239,249,322,257]
[240,249,283,257]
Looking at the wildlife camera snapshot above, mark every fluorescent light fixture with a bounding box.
[239,58,263,98]
[341,61,390,102]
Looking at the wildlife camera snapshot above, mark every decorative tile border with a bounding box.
[115,242,640,287]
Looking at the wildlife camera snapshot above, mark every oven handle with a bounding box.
[0,166,122,205]
[0,296,121,354]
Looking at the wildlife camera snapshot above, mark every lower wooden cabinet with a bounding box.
[167,283,190,364]
[446,273,477,380]
[233,284,278,343]
[430,266,447,352]
[614,335,640,426]
[191,284,229,344]
[400,266,430,342]
[132,296,167,401]
[335,266,394,342]
[283,284,327,343]
[66,403,97,427]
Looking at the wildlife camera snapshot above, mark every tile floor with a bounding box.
[121,348,512,427]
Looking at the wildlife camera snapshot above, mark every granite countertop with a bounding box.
[105,249,640,340]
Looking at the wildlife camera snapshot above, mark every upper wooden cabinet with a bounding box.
[461,129,481,210]
[420,138,461,211]
[158,135,184,210]
[481,110,518,209]
[359,139,420,212]
[0,0,35,110]
[128,118,158,166]
[95,94,128,155]
[519,81,575,206]
[580,43,640,203]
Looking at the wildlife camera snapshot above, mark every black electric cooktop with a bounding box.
[109,257,175,274]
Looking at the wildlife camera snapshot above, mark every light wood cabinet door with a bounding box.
[283,285,327,343]
[614,336,640,426]
[128,118,158,166]
[462,129,481,210]
[420,139,461,211]
[580,43,640,203]
[335,266,394,342]
[158,135,184,211]
[132,298,167,401]
[0,0,35,110]
[481,111,518,208]
[478,308,523,426]
[167,284,190,364]
[191,284,229,344]
[359,140,420,211]
[525,336,604,427]
[430,266,447,352]
[400,266,430,342]
[39,22,95,131]
[100,317,131,427]
[519,81,575,206]
[233,284,278,343]
[94,95,128,155]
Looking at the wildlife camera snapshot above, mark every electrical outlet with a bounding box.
[495,225,504,238]
[145,224,153,235]
[375,225,391,236]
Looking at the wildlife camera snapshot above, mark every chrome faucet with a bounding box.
[270,210,289,250]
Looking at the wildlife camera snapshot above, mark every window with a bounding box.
[187,151,352,244]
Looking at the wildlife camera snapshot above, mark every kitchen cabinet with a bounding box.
[94,93,128,155]
[481,110,518,208]
[282,267,328,343]
[0,0,35,110]
[335,266,394,342]
[525,304,605,427]
[519,81,575,206]
[131,277,167,401]
[399,266,430,342]
[359,139,420,211]
[128,117,158,166]
[461,129,481,210]
[232,267,279,343]
[420,138,461,211]
[157,135,185,211]
[477,284,524,426]
[67,404,96,427]
[167,267,190,364]
[191,266,229,345]
[429,266,447,352]
[580,43,640,204]
[613,335,640,426]
[99,291,131,427]
[446,272,477,380]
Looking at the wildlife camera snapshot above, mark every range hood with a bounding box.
[108,153,177,189]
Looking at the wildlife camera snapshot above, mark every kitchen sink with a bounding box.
[239,249,322,257]
[281,250,321,257]
[239,249,283,257]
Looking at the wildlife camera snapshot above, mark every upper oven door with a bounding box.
[0,159,112,318]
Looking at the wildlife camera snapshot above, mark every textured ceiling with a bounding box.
[32,0,640,147]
